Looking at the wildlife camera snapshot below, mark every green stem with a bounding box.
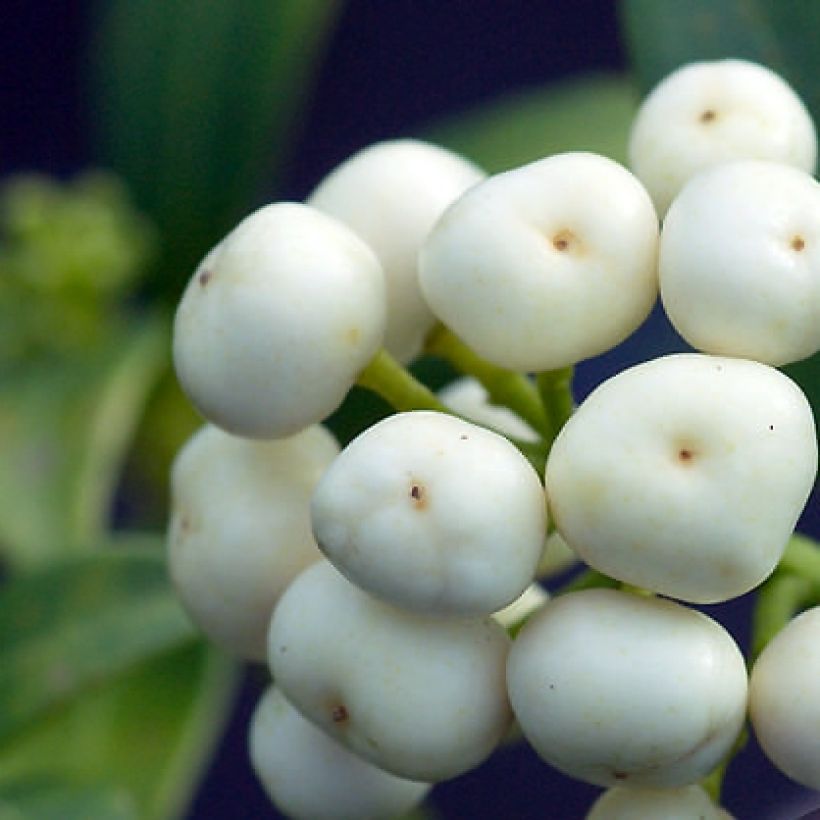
[424,324,550,439]
[700,726,748,804]
[778,534,820,596]
[356,349,546,474]
[751,572,813,662]
[536,366,574,447]
[357,349,450,414]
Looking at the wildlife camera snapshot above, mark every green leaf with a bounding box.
[89,0,341,296]
[426,74,638,172]
[0,778,137,820]
[620,1,820,124]
[0,545,197,740]
[0,317,166,570]
[0,643,237,820]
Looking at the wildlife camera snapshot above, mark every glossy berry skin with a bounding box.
[660,160,820,366]
[507,589,748,789]
[249,686,430,820]
[309,139,485,363]
[749,605,820,790]
[268,560,512,783]
[311,411,546,616]
[168,423,338,660]
[546,354,817,603]
[173,202,386,439]
[419,152,659,372]
[629,59,817,216]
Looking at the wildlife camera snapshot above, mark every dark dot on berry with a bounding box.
[769,424,775,431]
[552,229,577,253]
[409,482,428,510]
[198,269,212,287]
[612,770,628,780]
[791,235,806,252]
[460,434,469,441]
[678,448,695,464]
[331,704,349,724]
[699,109,717,124]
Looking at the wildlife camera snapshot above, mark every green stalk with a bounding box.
[750,573,813,662]
[424,324,550,439]
[356,349,546,474]
[357,349,450,414]
[536,366,574,447]
[778,534,820,595]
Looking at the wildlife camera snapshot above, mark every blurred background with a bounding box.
[1,1,820,818]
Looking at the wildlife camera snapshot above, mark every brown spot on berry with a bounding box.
[331,704,349,724]
[409,482,427,509]
[552,229,578,253]
[198,269,212,287]
[699,108,717,124]
[791,235,806,252]
[678,448,695,464]
[612,770,628,781]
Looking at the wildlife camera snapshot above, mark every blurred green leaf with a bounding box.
[0,642,237,820]
[0,546,197,740]
[0,778,137,820]
[0,317,167,570]
[620,1,820,124]
[426,74,638,172]
[90,0,340,297]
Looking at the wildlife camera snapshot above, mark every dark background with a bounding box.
[2,1,820,818]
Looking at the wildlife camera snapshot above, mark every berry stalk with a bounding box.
[424,323,551,439]
[356,347,547,473]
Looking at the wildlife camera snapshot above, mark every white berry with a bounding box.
[310,411,547,616]
[507,589,748,788]
[249,686,430,820]
[546,354,817,603]
[173,202,386,438]
[660,160,820,365]
[268,560,512,782]
[168,423,338,660]
[629,59,817,216]
[749,605,820,789]
[308,139,485,363]
[586,784,728,820]
[419,152,659,372]
[438,376,539,442]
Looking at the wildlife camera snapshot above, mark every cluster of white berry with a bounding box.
[168,59,820,818]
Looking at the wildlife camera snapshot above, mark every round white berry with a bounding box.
[310,411,547,616]
[546,354,817,603]
[438,376,539,442]
[629,59,817,217]
[167,423,338,660]
[749,605,820,789]
[586,784,728,820]
[507,589,748,788]
[308,139,485,363]
[249,686,430,820]
[268,560,512,782]
[419,152,659,372]
[660,160,820,366]
[173,202,386,439]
